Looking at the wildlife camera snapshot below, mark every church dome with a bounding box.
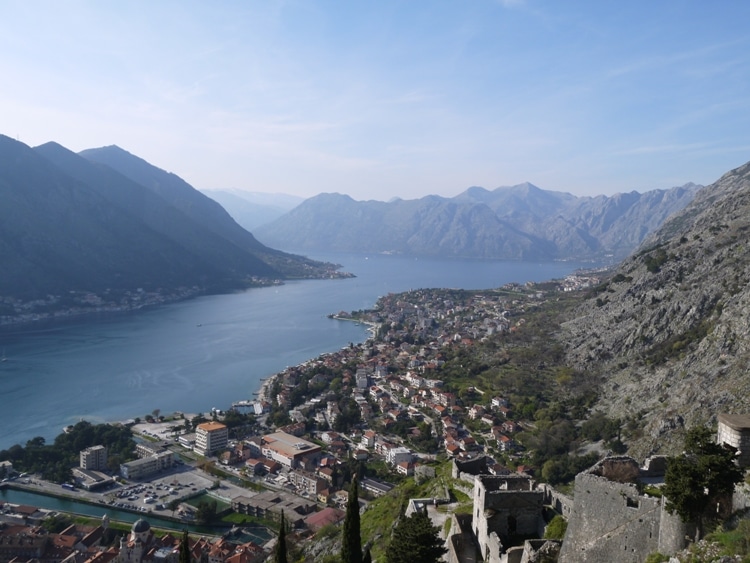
[132,518,151,534]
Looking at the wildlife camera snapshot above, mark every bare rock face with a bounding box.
[562,160,750,457]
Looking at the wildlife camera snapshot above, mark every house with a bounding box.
[491,396,509,409]
[305,507,345,532]
[446,443,461,457]
[320,431,342,444]
[496,434,515,452]
[361,429,376,448]
[468,405,486,420]
[317,467,333,483]
[396,461,414,476]
[480,414,496,426]
[245,459,266,475]
[386,446,412,466]
[501,420,520,434]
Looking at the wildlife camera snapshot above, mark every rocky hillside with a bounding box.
[562,159,750,458]
[254,183,698,261]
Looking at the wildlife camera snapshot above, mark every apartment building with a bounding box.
[195,422,229,457]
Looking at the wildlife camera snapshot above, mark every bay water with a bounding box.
[0,253,590,449]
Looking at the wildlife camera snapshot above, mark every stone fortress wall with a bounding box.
[445,416,750,563]
[558,457,691,563]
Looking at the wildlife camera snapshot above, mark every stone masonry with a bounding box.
[717,413,750,468]
[472,475,544,563]
[558,457,691,563]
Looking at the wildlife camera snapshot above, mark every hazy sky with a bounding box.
[2,1,749,201]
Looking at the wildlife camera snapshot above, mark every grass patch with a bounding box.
[221,512,276,529]
[185,493,230,512]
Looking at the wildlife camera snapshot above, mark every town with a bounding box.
[8,271,741,563]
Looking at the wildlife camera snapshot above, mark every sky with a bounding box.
[1,1,749,201]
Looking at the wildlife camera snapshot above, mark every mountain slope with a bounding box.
[0,135,345,304]
[78,145,329,277]
[35,142,278,279]
[0,136,229,298]
[561,160,750,457]
[254,183,698,261]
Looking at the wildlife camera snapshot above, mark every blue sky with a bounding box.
[2,1,749,201]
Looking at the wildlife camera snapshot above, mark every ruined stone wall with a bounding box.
[447,513,481,563]
[473,475,544,563]
[453,456,492,479]
[558,472,662,563]
[538,484,574,519]
[656,498,694,555]
[520,540,562,563]
[732,483,750,512]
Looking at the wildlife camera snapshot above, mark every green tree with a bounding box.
[194,499,217,525]
[274,510,288,563]
[385,510,447,563]
[663,426,744,537]
[341,473,362,563]
[179,530,191,563]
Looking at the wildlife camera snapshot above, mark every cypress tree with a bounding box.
[274,510,288,563]
[341,473,362,563]
[179,530,190,563]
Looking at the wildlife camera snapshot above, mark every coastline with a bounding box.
[254,316,380,405]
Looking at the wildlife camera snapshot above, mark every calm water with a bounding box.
[0,253,589,449]
[0,487,271,540]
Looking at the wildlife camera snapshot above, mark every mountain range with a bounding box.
[251,183,699,261]
[561,158,750,457]
[0,136,340,302]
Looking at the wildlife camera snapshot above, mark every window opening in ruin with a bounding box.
[508,515,517,535]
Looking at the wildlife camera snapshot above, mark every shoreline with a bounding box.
[253,316,380,405]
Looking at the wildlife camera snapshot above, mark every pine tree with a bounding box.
[663,425,744,537]
[385,510,447,563]
[341,473,362,563]
[274,510,288,563]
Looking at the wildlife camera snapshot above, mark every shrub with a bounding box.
[544,515,567,539]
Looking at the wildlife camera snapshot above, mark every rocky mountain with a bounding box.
[200,189,303,232]
[0,135,340,301]
[253,183,699,261]
[561,159,750,457]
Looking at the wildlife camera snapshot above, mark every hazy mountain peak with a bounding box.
[254,181,696,261]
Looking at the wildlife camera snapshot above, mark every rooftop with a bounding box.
[197,421,227,432]
[718,413,750,431]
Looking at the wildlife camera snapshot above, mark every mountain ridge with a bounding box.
[253,183,699,261]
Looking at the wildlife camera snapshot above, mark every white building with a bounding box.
[80,445,108,471]
[194,421,228,456]
[386,446,413,466]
